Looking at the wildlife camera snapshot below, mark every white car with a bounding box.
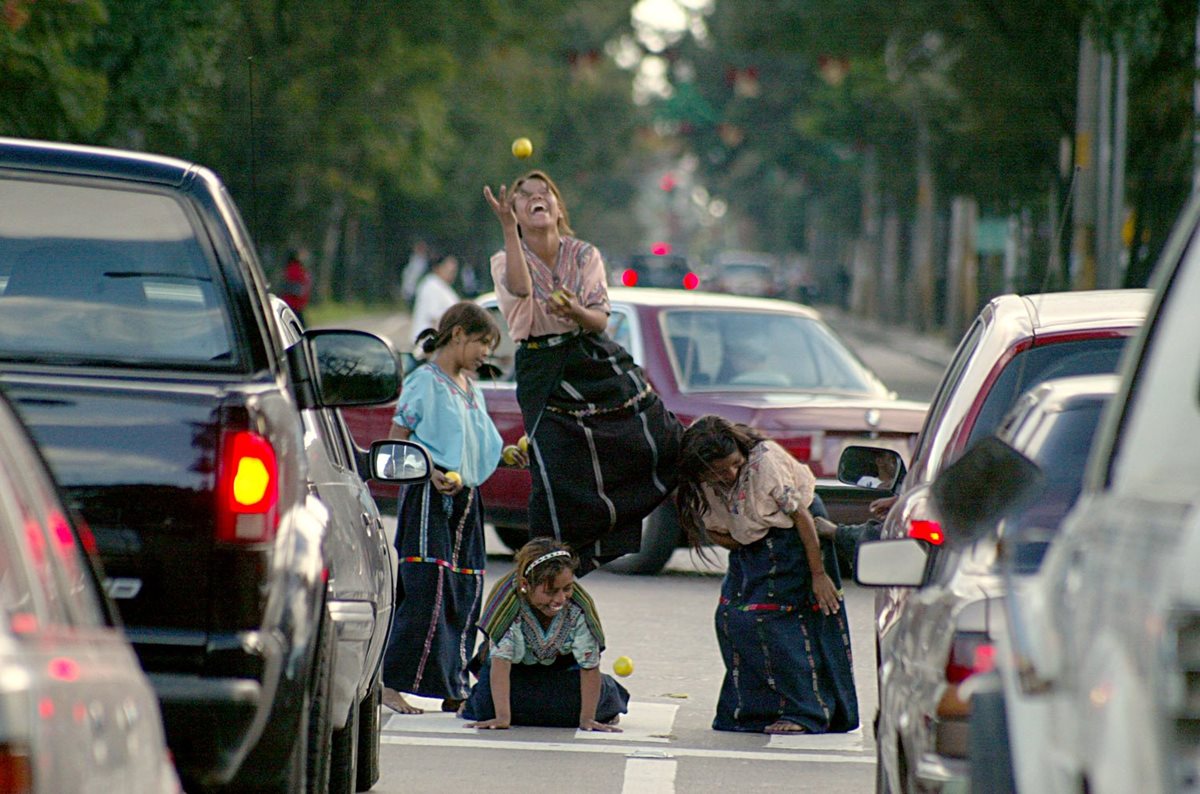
[0,388,181,793]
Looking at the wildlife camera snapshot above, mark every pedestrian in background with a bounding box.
[400,239,429,307]
[483,169,682,574]
[280,248,312,323]
[674,415,859,735]
[410,254,460,346]
[380,302,506,716]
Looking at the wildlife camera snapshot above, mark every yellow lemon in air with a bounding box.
[511,137,533,159]
[501,445,519,465]
[517,435,529,453]
[444,471,462,486]
[612,655,633,677]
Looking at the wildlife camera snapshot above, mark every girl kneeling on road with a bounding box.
[462,538,628,731]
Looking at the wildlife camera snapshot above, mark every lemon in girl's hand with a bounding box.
[512,137,533,159]
[444,471,462,486]
[517,435,529,453]
[550,289,569,306]
[502,445,520,465]
[612,655,634,677]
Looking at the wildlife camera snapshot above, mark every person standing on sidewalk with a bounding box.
[410,254,460,346]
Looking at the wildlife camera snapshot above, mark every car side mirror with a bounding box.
[369,439,432,483]
[930,436,1044,547]
[308,330,401,407]
[837,445,906,494]
[854,538,929,587]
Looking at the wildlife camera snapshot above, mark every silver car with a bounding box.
[0,386,181,793]
[276,298,398,793]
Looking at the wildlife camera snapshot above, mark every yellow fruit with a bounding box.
[550,289,569,306]
[612,655,633,677]
[501,445,519,465]
[511,137,533,159]
[444,471,462,485]
[517,435,529,453]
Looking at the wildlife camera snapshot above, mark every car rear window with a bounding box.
[0,177,235,367]
[963,337,1127,451]
[662,309,882,393]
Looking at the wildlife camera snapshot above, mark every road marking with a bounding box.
[380,734,873,765]
[623,754,677,793]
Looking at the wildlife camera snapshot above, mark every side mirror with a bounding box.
[837,445,906,493]
[308,330,401,407]
[854,538,929,587]
[369,439,432,483]
[930,436,1044,546]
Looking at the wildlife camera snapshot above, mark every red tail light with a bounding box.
[945,631,995,684]
[216,430,279,544]
[0,745,33,792]
[775,435,814,463]
[621,269,639,287]
[908,519,944,545]
[682,272,699,290]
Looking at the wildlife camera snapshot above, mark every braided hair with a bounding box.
[674,415,766,551]
[414,301,500,359]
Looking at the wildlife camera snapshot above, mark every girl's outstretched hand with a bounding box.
[483,185,517,229]
[579,719,622,733]
[466,717,510,730]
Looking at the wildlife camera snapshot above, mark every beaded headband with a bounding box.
[523,549,571,577]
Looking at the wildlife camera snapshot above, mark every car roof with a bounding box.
[0,136,198,186]
[991,289,1152,335]
[478,287,820,317]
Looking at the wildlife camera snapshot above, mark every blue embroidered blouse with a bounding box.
[392,363,503,487]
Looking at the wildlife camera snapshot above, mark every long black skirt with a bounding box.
[516,331,683,573]
[460,653,630,727]
[381,482,485,701]
[713,523,859,734]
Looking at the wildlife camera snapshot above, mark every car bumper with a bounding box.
[330,599,376,728]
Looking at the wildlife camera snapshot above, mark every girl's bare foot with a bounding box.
[382,688,424,715]
[764,720,808,734]
[605,714,621,726]
[441,698,464,713]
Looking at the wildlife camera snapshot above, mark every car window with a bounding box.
[0,177,237,368]
[963,338,1126,452]
[662,309,880,392]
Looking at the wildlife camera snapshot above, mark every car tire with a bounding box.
[602,500,680,576]
[494,524,529,552]
[306,606,335,794]
[355,679,382,792]
[329,688,360,794]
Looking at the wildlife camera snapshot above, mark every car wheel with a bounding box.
[602,500,680,576]
[494,524,529,552]
[355,679,382,792]
[306,606,335,794]
[329,689,360,794]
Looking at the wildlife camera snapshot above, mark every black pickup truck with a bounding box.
[0,137,403,792]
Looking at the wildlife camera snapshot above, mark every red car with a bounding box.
[347,288,928,573]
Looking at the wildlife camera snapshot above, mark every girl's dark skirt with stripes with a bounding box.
[516,331,683,573]
[461,654,630,727]
[713,521,859,734]
[381,482,486,701]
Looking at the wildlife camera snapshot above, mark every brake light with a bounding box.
[0,744,33,792]
[945,631,995,684]
[216,430,279,543]
[909,519,944,545]
[683,272,699,290]
[775,435,813,462]
[621,269,639,287]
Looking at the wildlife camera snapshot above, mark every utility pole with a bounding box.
[1071,34,1099,290]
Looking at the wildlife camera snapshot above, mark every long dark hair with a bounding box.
[512,170,574,236]
[675,415,766,550]
[415,301,500,358]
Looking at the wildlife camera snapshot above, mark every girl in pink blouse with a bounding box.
[484,171,682,574]
[675,415,858,735]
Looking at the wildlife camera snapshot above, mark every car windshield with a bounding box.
[662,308,883,394]
[0,177,235,367]
[625,255,691,288]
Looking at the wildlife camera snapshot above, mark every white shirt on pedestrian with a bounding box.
[410,274,459,344]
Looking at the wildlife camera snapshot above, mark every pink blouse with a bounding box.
[700,440,817,545]
[489,237,610,341]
